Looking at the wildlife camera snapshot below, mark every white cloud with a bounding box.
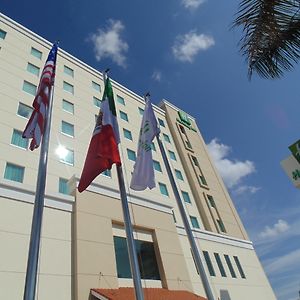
[89,19,128,67]
[264,248,300,275]
[259,219,290,239]
[233,185,261,195]
[152,70,162,82]
[182,0,205,10]
[172,31,215,62]
[207,138,255,188]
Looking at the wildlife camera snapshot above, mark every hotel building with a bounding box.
[0,13,276,300]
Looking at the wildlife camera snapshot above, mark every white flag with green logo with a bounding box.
[130,97,160,191]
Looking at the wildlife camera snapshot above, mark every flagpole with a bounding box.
[103,72,144,300]
[156,135,216,300]
[23,68,57,300]
[116,165,145,300]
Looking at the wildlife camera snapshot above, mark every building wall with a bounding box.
[74,189,193,300]
[160,101,248,240]
[0,183,73,300]
[178,231,276,300]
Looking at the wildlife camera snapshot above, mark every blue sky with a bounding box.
[2,1,300,299]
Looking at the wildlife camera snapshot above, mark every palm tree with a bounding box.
[234,0,300,79]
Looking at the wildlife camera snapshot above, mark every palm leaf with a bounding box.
[234,0,300,79]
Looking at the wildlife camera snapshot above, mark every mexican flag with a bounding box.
[130,97,160,190]
[78,76,121,192]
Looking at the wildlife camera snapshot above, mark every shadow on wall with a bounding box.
[220,289,231,300]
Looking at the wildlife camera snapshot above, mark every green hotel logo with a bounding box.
[289,140,300,164]
[292,169,300,180]
[178,111,191,126]
[177,111,196,132]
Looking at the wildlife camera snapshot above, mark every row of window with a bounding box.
[113,233,246,282]
[3,33,168,130]
[202,251,246,279]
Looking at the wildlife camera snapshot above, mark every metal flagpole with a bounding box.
[156,135,216,300]
[23,65,57,300]
[103,72,144,300]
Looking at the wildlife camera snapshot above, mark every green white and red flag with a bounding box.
[78,75,121,192]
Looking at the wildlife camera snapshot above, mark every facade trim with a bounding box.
[0,180,74,212]
[73,177,174,215]
[176,226,254,250]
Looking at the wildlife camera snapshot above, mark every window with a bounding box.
[179,124,186,134]
[153,160,162,172]
[123,128,132,140]
[114,236,161,280]
[60,149,74,165]
[214,253,227,277]
[233,256,246,279]
[61,121,74,137]
[27,63,40,76]
[64,65,74,77]
[217,219,226,233]
[0,29,7,39]
[63,81,74,94]
[93,96,101,108]
[168,150,176,161]
[190,216,200,229]
[62,100,74,114]
[127,149,136,161]
[59,178,69,195]
[11,129,28,149]
[163,133,171,143]
[117,95,125,105]
[138,107,144,115]
[175,169,184,181]
[31,47,42,59]
[17,103,33,119]
[120,111,128,122]
[150,142,156,151]
[203,251,216,276]
[4,163,24,183]
[92,81,101,92]
[23,81,37,96]
[207,195,216,208]
[178,124,192,150]
[102,169,111,177]
[182,191,191,203]
[199,175,207,186]
[191,155,199,166]
[224,255,237,278]
[159,183,169,196]
[158,118,165,127]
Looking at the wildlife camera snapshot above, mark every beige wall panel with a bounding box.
[0,231,29,272]
[76,193,123,221]
[40,206,72,240]
[39,238,71,275]
[165,278,194,292]
[0,272,25,300]
[76,240,116,276]
[37,274,72,300]
[0,197,32,234]
[76,212,113,243]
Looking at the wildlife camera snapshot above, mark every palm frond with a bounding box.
[233,0,300,79]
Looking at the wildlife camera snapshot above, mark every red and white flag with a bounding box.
[22,43,58,150]
[78,75,121,192]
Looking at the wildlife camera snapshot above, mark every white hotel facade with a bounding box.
[0,13,276,300]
